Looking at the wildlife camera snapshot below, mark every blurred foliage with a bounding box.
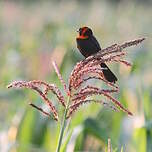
[0,0,152,151]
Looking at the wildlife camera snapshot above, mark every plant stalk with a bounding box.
[56,95,70,152]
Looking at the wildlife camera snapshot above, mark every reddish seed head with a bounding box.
[7,38,145,120]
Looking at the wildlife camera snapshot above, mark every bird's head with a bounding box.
[77,26,93,38]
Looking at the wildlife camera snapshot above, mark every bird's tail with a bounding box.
[100,63,117,83]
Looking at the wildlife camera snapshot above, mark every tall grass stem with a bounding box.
[56,95,70,152]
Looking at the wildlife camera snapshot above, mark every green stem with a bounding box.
[56,95,70,152]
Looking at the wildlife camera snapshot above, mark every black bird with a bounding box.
[76,26,117,83]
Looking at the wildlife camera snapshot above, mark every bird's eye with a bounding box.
[77,28,82,33]
[79,28,83,35]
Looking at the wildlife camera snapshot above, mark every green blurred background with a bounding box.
[0,0,152,151]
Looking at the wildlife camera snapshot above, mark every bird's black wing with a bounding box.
[76,35,101,57]
[90,35,101,53]
[90,36,117,83]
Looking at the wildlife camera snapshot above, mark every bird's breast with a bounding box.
[76,38,100,58]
